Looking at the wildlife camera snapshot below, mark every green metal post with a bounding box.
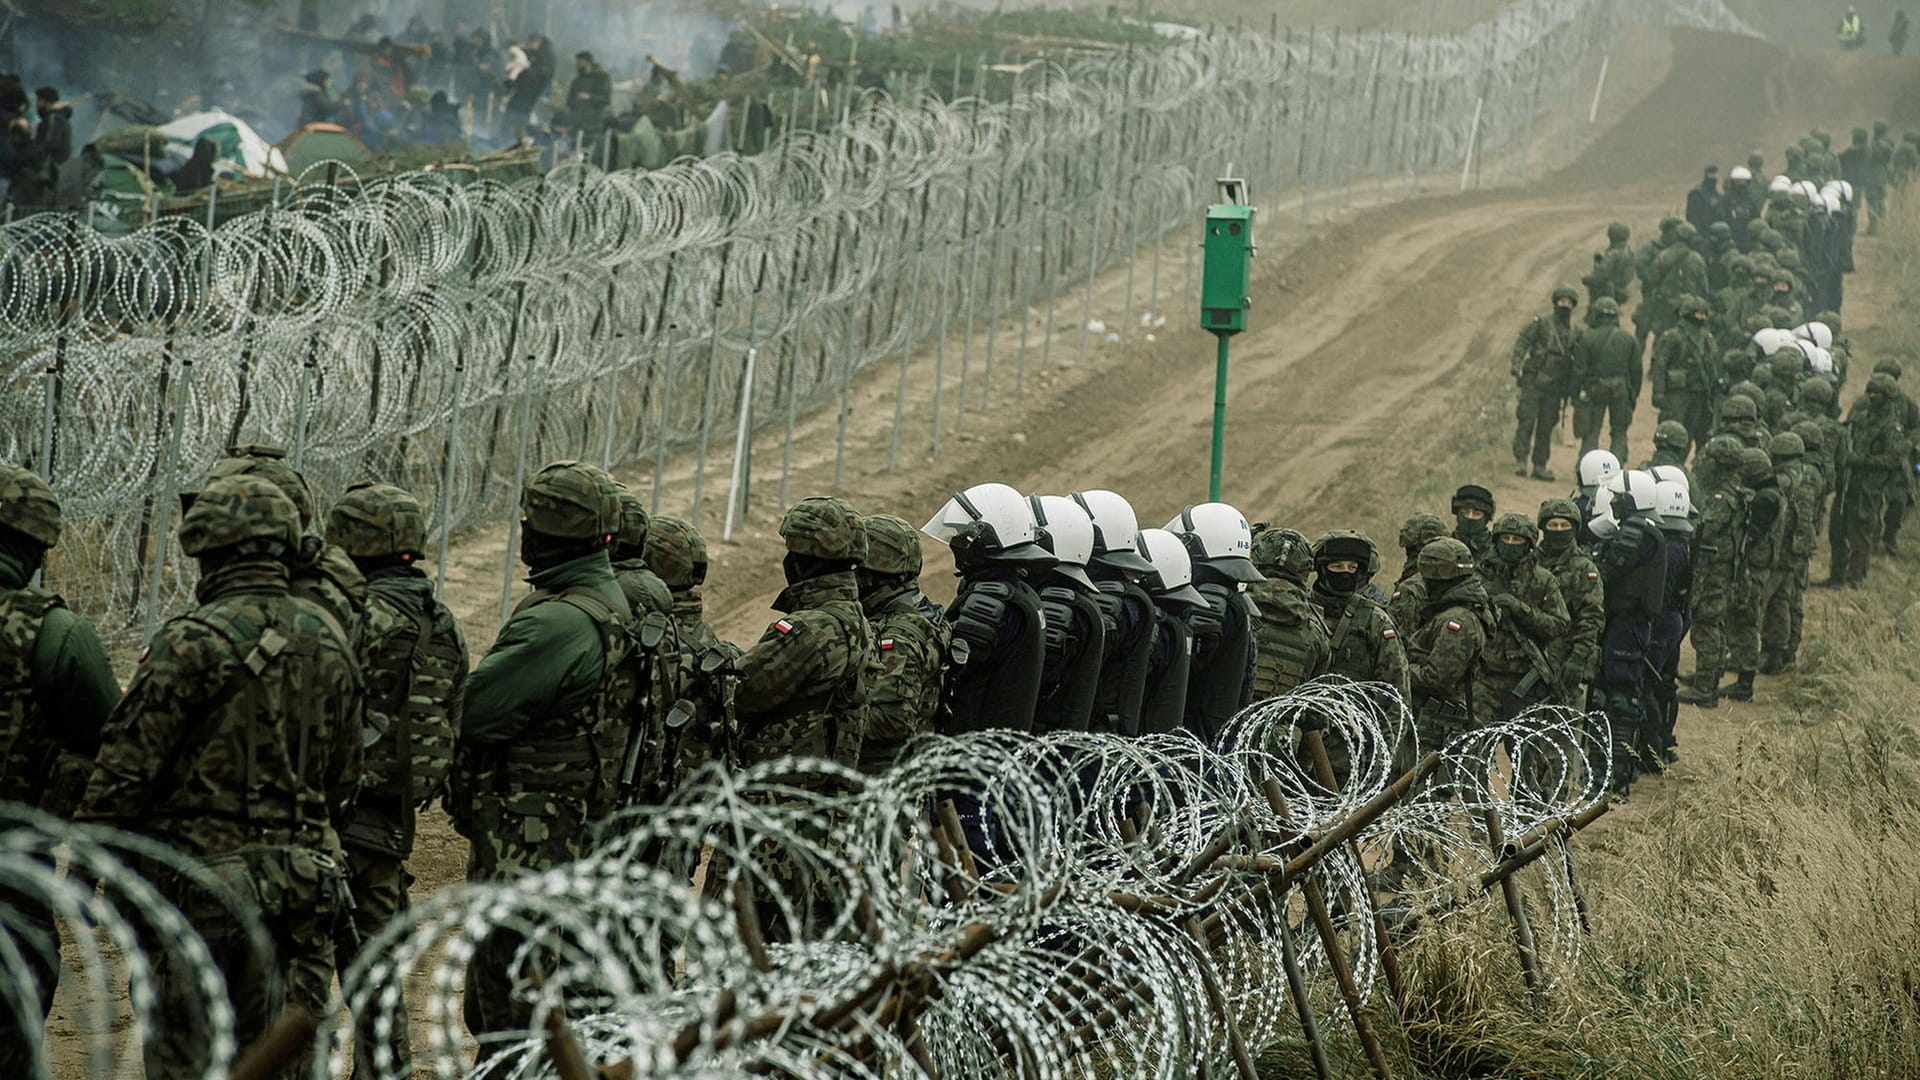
[1210,333,1230,501]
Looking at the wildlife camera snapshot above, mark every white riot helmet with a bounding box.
[1767,175,1793,194]
[1655,480,1693,533]
[1729,165,1752,181]
[1752,327,1799,356]
[1796,180,1821,203]
[1029,494,1097,591]
[1651,464,1690,496]
[1069,489,1155,574]
[1793,321,1835,349]
[922,482,1054,567]
[1806,345,1835,375]
[1837,180,1854,203]
[1164,503,1264,584]
[1578,449,1621,492]
[1607,469,1660,514]
[1822,192,1844,214]
[1137,527,1207,608]
[1589,491,1620,540]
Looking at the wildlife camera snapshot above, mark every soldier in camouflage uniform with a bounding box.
[1649,294,1720,452]
[1722,447,1779,703]
[646,515,741,783]
[1870,360,1920,555]
[1510,287,1580,479]
[1246,526,1331,700]
[1573,296,1642,462]
[1640,224,1709,353]
[1451,485,1497,562]
[80,475,362,1080]
[1404,539,1491,765]
[1641,421,1695,485]
[1581,222,1637,319]
[323,483,469,1079]
[611,491,675,617]
[451,461,635,1047]
[857,514,949,772]
[1471,514,1570,728]
[1310,530,1411,785]
[1388,513,1449,635]
[0,464,119,1070]
[736,497,875,772]
[1678,438,1753,708]
[1712,393,1771,449]
[1758,434,1820,673]
[208,445,366,633]
[1535,499,1604,708]
[1830,374,1911,585]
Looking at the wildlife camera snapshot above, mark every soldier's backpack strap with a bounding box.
[173,610,293,827]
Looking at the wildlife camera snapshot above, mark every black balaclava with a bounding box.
[521,527,603,573]
[1494,538,1529,565]
[1538,527,1577,556]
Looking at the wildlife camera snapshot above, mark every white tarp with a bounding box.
[156,110,289,179]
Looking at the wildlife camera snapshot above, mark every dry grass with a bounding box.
[1340,196,1920,1079]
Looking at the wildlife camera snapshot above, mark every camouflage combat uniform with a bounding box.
[648,515,742,784]
[1759,436,1820,670]
[1404,540,1490,760]
[1573,297,1642,462]
[1679,438,1751,704]
[1648,299,1720,451]
[1833,375,1910,584]
[857,514,949,773]
[1470,516,1570,727]
[1510,290,1580,474]
[324,483,468,1080]
[1534,500,1605,707]
[1246,527,1331,700]
[0,465,120,1072]
[79,476,362,1080]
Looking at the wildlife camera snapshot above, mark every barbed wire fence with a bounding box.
[0,0,1754,644]
[6,681,1616,1078]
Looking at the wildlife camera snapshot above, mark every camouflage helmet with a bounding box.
[1777,249,1803,272]
[615,491,651,552]
[1874,358,1905,379]
[1675,222,1697,242]
[1702,434,1747,471]
[209,447,315,529]
[1867,372,1902,399]
[780,496,867,562]
[179,474,302,558]
[1606,222,1630,242]
[1764,307,1797,330]
[1796,377,1835,406]
[325,482,427,558]
[1490,511,1539,546]
[645,515,706,589]
[1771,269,1797,290]
[1708,221,1732,240]
[1398,512,1449,552]
[1416,537,1476,582]
[1769,432,1804,460]
[520,460,620,540]
[1742,312,1772,335]
[862,513,923,576]
[1769,350,1804,380]
[1737,447,1773,481]
[1792,419,1825,453]
[1550,286,1579,307]
[1817,310,1843,334]
[1653,420,1691,451]
[1670,293,1703,317]
[1250,526,1315,583]
[1592,296,1621,318]
[1728,253,1753,277]
[1720,394,1759,422]
[1312,529,1380,578]
[1537,497,1581,530]
[0,463,60,548]
[1728,379,1766,404]
[1659,215,1682,234]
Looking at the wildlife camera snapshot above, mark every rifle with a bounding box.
[1509,633,1570,705]
[702,648,743,771]
[617,613,673,806]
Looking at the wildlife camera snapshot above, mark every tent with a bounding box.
[155,110,288,179]
[278,123,373,176]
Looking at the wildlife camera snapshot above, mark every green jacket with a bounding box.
[1511,311,1579,391]
[1535,543,1604,684]
[1649,322,1717,401]
[1845,398,1909,473]
[1246,577,1331,700]
[462,550,630,748]
[1774,461,1822,563]
[1310,585,1411,704]
[80,556,363,858]
[1476,556,1570,679]
[0,550,120,813]
[1575,319,1643,398]
[1406,577,1490,706]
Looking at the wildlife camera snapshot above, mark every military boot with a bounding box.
[1513,456,1530,477]
[1758,652,1785,675]
[1676,675,1720,708]
[1720,671,1756,701]
[1531,465,1557,482]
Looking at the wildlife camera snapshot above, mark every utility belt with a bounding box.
[169,842,349,921]
[1412,693,1469,724]
[340,795,412,860]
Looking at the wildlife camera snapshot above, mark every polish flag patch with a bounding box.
[880,639,896,651]
[1445,620,1463,632]
[773,619,796,635]
[1587,571,1600,580]
[1382,629,1397,639]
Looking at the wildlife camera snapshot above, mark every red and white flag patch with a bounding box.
[880,638,896,651]
[773,619,796,635]
[1382,629,1397,639]
[1445,620,1463,632]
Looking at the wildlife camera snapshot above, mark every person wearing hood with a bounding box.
[1309,530,1411,788]
[1471,514,1570,732]
[298,70,341,128]
[1686,164,1723,233]
[1165,503,1265,743]
[1534,499,1604,708]
[31,87,68,165]
[1509,287,1580,480]
[1404,538,1490,767]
